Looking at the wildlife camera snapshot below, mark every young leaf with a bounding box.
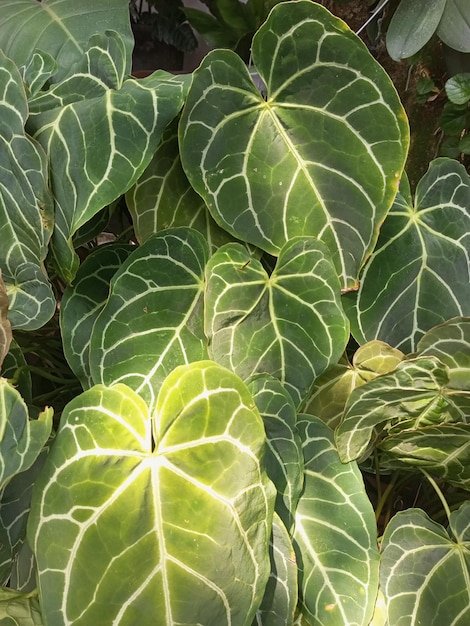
[0,271,12,369]
[294,417,379,626]
[90,228,209,411]
[380,503,470,625]
[348,158,470,353]
[29,363,275,625]
[0,589,43,626]
[0,51,55,330]
[180,0,408,289]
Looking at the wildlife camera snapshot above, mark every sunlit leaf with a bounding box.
[0,270,12,369]
[0,589,43,626]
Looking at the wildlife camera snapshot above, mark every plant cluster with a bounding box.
[0,1,469,625]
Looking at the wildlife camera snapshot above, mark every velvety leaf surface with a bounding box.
[179,0,408,288]
[126,119,231,251]
[0,270,12,368]
[335,357,468,463]
[28,65,188,282]
[90,228,209,411]
[294,417,379,626]
[28,363,275,625]
[205,238,349,407]
[380,503,470,625]
[303,341,404,428]
[0,0,133,84]
[0,51,55,330]
[417,316,470,389]
[60,244,134,388]
[349,158,470,353]
[247,374,303,531]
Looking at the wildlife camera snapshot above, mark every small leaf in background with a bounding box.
[90,228,209,411]
[303,340,404,428]
[417,316,470,389]
[29,363,275,625]
[60,244,134,389]
[347,158,470,353]
[180,0,408,289]
[0,0,133,84]
[0,270,12,368]
[0,51,55,331]
[380,503,470,625]
[205,237,349,408]
[294,417,379,626]
[247,374,304,532]
[335,357,467,463]
[385,0,446,60]
[445,72,470,105]
[126,119,231,251]
[437,0,470,54]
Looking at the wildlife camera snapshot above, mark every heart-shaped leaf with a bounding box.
[180,0,409,288]
[205,237,349,408]
[347,158,470,353]
[90,228,209,410]
[28,363,275,625]
[0,0,133,84]
[380,503,470,625]
[1,340,32,406]
[294,417,379,626]
[0,51,55,330]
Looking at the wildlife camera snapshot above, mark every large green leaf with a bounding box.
[180,0,408,288]
[386,0,446,60]
[0,0,133,84]
[0,51,55,330]
[89,228,209,410]
[28,65,188,282]
[28,363,275,625]
[294,417,379,626]
[205,237,349,408]
[60,243,134,389]
[347,158,470,353]
[380,503,470,625]
[1,340,32,406]
[335,357,469,463]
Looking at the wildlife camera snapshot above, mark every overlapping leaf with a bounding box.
[0,270,12,368]
[348,158,470,353]
[303,341,404,428]
[380,503,470,625]
[126,119,231,251]
[0,0,133,84]
[0,51,55,330]
[0,589,43,626]
[1,340,32,405]
[28,65,188,282]
[205,237,349,408]
[180,0,409,288]
[335,357,470,463]
[28,363,275,625]
[294,417,379,626]
[60,243,134,388]
[90,228,209,410]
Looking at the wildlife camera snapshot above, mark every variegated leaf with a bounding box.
[179,0,408,288]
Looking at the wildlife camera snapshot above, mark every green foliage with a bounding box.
[0,1,469,625]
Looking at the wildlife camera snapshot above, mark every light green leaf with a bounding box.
[0,589,43,626]
[247,374,304,531]
[417,317,470,390]
[437,0,470,53]
[90,228,209,411]
[0,51,55,330]
[335,357,469,463]
[348,158,470,353]
[0,271,12,369]
[385,0,446,60]
[180,0,408,289]
[294,417,379,626]
[0,0,133,84]
[303,341,404,429]
[205,237,349,408]
[0,341,32,406]
[29,363,275,625]
[445,73,470,105]
[253,514,298,626]
[126,118,231,251]
[380,503,470,625]
[28,68,188,282]
[60,243,134,389]
[379,423,470,489]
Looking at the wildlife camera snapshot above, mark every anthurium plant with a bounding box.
[0,1,469,625]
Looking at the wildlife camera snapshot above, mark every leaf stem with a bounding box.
[420,469,452,524]
[375,471,400,523]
